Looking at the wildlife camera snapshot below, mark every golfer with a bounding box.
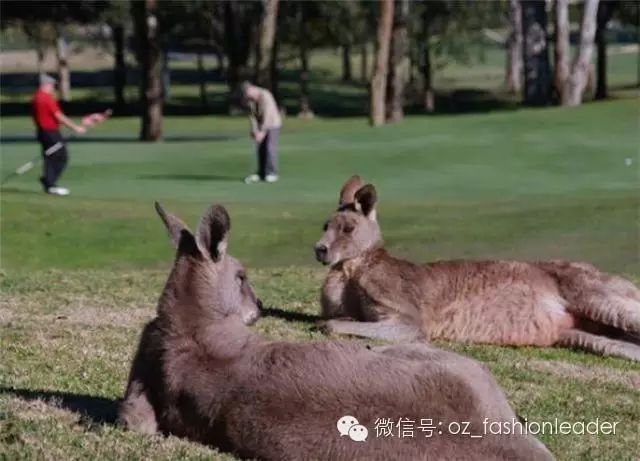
[241,82,282,184]
[32,74,86,196]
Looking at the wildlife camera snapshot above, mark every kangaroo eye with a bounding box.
[322,222,329,231]
[237,272,246,282]
[343,224,354,234]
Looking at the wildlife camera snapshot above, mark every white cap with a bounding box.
[40,74,57,86]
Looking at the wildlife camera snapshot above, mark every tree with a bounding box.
[385,0,410,123]
[521,0,551,106]
[565,0,600,106]
[132,0,163,141]
[223,1,258,111]
[370,0,394,126]
[506,0,523,93]
[554,0,570,102]
[102,1,130,109]
[255,0,279,91]
[1,1,108,97]
[342,43,353,82]
[554,0,600,106]
[418,3,438,112]
[21,22,56,80]
[360,42,369,83]
[55,26,71,101]
[112,24,127,108]
[297,2,313,117]
[595,1,617,99]
[154,1,227,111]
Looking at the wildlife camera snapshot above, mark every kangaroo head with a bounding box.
[155,202,262,328]
[314,175,383,266]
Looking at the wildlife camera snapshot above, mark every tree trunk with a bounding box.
[36,47,46,80]
[360,42,368,83]
[256,0,279,91]
[506,0,523,93]
[422,17,434,113]
[133,0,163,141]
[197,51,207,109]
[56,28,71,102]
[162,50,171,100]
[113,23,126,108]
[385,0,409,123]
[342,44,353,82]
[298,3,313,117]
[370,0,394,126]
[554,0,570,102]
[223,1,253,113]
[563,0,599,106]
[521,0,551,106]
[595,1,614,99]
[270,29,280,103]
[215,50,225,75]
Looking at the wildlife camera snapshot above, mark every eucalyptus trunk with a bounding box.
[360,42,369,83]
[506,0,523,93]
[56,28,71,102]
[197,51,207,109]
[595,1,614,100]
[385,0,409,123]
[342,44,353,82]
[133,0,163,141]
[298,3,313,117]
[563,0,599,106]
[256,0,279,91]
[369,0,394,126]
[422,10,434,112]
[554,0,570,102]
[521,0,551,106]
[113,23,126,108]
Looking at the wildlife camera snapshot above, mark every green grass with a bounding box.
[1,49,640,459]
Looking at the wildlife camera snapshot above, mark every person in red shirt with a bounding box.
[32,75,86,196]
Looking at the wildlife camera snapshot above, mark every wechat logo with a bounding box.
[337,415,368,442]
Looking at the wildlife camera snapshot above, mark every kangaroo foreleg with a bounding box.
[118,378,158,435]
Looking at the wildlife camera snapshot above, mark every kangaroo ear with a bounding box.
[197,204,231,261]
[155,202,194,249]
[339,175,365,206]
[354,184,377,220]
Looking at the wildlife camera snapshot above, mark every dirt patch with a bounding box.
[528,359,640,390]
[0,48,114,73]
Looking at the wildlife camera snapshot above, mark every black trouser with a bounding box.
[37,129,68,189]
[256,128,280,179]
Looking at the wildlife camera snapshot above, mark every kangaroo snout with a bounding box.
[314,243,328,264]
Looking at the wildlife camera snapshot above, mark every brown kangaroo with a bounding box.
[315,175,640,362]
[120,202,553,460]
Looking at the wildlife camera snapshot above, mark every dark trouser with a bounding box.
[257,128,280,179]
[37,129,68,189]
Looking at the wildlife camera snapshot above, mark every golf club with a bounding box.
[1,108,113,186]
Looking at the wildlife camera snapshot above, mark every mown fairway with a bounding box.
[1,96,639,459]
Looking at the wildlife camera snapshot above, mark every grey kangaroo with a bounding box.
[119,202,553,460]
[315,175,640,362]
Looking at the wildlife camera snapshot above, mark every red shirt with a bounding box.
[32,89,61,130]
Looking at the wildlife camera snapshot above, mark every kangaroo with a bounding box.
[119,202,553,460]
[314,175,640,362]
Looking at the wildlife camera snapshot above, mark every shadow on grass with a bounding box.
[0,86,519,118]
[1,387,118,425]
[262,306,320,323]
[0,134,241,144]
[138,173,240,182]
[0,186,44,194]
